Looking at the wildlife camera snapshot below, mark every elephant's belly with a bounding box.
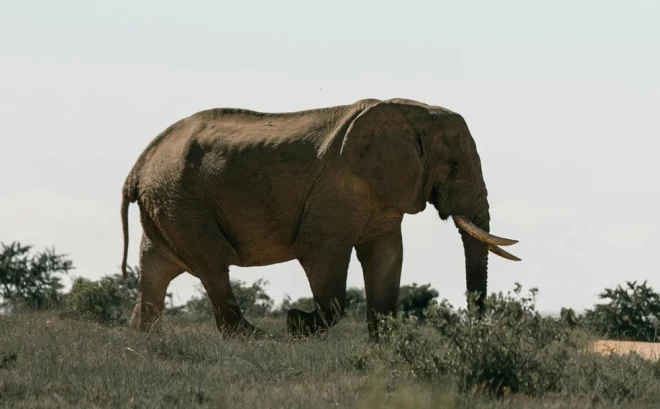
[234,241,296,267]
[216,201,302,267]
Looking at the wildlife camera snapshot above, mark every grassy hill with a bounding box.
[1,309,659,409]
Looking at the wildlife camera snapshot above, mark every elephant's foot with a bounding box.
[286,309,336,337]
[129,313,164,332]
[129,298,164,332]
[218,318,264,339]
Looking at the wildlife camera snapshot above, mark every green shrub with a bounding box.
[371,283,660,402]
[0,241,72,310]
[398,283,439,319]
[583,280,660,342]
[377,284,578,397]
[64,277,126,324]
[233,278,274,317]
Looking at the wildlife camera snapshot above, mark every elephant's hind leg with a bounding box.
[146,204,260,336]
[130,233,183,331]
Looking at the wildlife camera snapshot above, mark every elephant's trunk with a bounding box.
[454,199,520,308]
[459,207,491,307]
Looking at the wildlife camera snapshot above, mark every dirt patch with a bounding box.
[590,340,660,361]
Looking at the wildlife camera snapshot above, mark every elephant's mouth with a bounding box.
[453,215,521,261]
[430,186,451,220]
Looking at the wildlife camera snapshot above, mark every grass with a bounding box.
[1,307,660,408]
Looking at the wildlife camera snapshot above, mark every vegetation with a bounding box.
[0,241,465,324]
[374,286,616,398]
[64,276,127,323]
[582,280,660,342]
[272,284,438,319]
[185,278,275,320]
[398,282,439,319]
[2,240,660,407]
[0,241,73,311]
[2,286,660,408]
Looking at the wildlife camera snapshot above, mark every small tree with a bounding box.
[233,278,274,317]
[583,280,660,342]
[0,241,73,310]
[398,283,439,319]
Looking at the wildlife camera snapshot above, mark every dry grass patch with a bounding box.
[590,340,660,361]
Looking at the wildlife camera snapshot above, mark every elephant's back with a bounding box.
[132,98,378,174]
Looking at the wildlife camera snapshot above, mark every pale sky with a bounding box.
[1,0,659,313]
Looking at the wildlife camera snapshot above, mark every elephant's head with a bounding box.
[341,98,520,305]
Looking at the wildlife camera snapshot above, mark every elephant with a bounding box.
[120,98,520,337]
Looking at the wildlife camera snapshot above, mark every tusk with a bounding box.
[453,215,518,246]
[489,245,522,261]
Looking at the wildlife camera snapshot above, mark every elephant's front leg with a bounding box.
[287,245,353,336]
[355,228,403,339]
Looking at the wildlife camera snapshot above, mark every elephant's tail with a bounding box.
[121,182,138,279]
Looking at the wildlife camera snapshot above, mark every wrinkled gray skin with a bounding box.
[121,98,498,337]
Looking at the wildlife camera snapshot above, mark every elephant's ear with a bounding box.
[341,101,426,213]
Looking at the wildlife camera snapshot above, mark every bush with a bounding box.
[398,283,439,319]
[367,283,660,402]
[583,280,660,342]
[378,284,580,397]
[62,267,142,324]
[64,277,126,324]
[0,241,72,310]
[562,352,660,403]
[233,278,274,317]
